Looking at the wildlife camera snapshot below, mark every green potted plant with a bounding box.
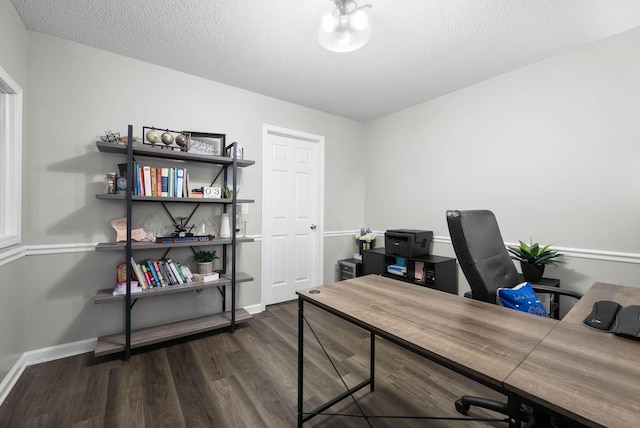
[508,240,563,283]
[193,249,218,274]
[223,187,238,199]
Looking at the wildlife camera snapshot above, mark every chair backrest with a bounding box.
[446,210,520,304]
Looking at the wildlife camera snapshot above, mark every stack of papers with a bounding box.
[113,281,142,295]
[387,265,407,276]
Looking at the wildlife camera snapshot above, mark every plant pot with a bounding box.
[198,262,213,275]
[520,262,545,283]
[357,239,375,255]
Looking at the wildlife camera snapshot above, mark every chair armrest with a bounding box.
[530,284,582,301]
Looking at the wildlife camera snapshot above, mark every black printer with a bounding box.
[385,229,433,258]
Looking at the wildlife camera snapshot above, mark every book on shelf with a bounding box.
[181,265,194,281]
[130,257,148,289]
[176,168,184,198]
[116,263,127,283]
[192,272,220,283]
[135,162,142,195]
[151,259,167,287]
[150,167,157,196]
[140,264,155,287]
[145,259,162,286]
[161,167,169,197]
[156,167,162,196]
[183,170,190,198]
[127,164,191,198]
[127,258,196,287]
[166,258,186,284]
[168,167,174,198]
[143,165,152,196]
[158,260,174,285]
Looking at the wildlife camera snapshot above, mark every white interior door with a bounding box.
[262,125,324,306]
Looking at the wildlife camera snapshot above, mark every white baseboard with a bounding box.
[0,354,27,408]
[244,303,264,315]
[0,338,96,407]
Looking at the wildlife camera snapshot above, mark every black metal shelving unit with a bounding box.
[94,125,254,359]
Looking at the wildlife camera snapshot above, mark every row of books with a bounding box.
[131,257,194,289]
[134,164,191,198]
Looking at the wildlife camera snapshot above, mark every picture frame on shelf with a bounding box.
[188,132,226,156]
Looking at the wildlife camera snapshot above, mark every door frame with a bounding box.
[261,124,325,309]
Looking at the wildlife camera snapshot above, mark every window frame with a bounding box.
[0,65,23,249]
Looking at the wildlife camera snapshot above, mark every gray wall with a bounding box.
[19,30,366,348]
[365,27,640,296]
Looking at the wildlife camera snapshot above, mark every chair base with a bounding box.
[455,396,528,422]
[455,395,587,428]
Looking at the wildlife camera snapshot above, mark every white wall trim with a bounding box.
[2,236,639,266]
[0,245,26,266]
[0,338,96,407]
[548,246,640,264]
[325,230,359,238]
[25,242,99,255]
[434,235,640,265]
[1,243,98,267]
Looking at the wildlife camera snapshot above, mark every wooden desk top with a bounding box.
[562,282,640,325]
[298,274,557,389]
[505,282,640,428]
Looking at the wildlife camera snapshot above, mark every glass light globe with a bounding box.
[318,9,371,53]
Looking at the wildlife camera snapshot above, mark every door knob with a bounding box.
[310,224,317,230]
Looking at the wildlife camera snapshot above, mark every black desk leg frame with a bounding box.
[297,297,375,427]
[507,393,523,428]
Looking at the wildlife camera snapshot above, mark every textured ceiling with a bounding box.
[10,0,640,122]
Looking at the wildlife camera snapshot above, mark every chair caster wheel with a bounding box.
[455,399,470,415]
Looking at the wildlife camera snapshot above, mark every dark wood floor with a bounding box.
[0,300,510,427]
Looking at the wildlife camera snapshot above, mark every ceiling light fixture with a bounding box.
[318,0,372,53]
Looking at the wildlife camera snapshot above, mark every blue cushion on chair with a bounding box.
[497,282,548,317]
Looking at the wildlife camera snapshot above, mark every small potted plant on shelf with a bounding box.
[193,249,218,274]
[508,239,563,283]
[223,187,238,199]
[355,227,376,255]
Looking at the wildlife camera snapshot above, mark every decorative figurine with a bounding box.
[116,176,128,194]
[100,131,120,143]
[175,133,188,148]
[110,217,150,242]
[171,216,195,238]
[161,132,174,146]
[146,129,160,144]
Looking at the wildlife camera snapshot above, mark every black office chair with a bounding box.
[446,209,583,427]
